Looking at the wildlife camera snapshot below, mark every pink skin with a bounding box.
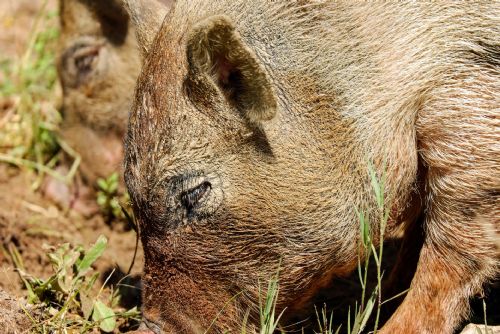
[43,131,124,216]
[42,166,99,217]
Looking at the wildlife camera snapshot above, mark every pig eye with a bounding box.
[180,181,212,214]
[164,173,224,226]
[73,46,100,76]
[163,173,223,227]
[60,38,106,88]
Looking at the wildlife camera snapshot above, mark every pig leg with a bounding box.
[382,215,424,314]
[381,89,499,333]
[380,206,498,334]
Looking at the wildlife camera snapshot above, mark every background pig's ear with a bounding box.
[59,0,131,45]
[121,0,170,58]
[58,0,133,89]
[187,15,277,123]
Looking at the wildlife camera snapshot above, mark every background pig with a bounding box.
[53,0,174,214]
[122,1,499,333]
[47,0,143,214]
[57,0,141,186]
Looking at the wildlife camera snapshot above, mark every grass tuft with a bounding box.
[258,273,285,334]
[11,235,140,333]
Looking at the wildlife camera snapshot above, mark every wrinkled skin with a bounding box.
[123,1,499,333]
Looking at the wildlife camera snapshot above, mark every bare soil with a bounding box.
[0,164,143,298]
[0,287,34,334]
[0,0,142,302]
[0,1,45,59]
[0,2,143,331]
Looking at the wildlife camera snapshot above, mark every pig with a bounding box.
[46,0,143,213]
[122,1,500,333]
[57,0,142,186]
[53,0,172,213]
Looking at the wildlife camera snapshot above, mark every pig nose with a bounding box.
[128,318,162,334]
[140,304,204,334]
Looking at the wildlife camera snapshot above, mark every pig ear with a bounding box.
[59,0,130,45]
[122,0,170,57]
[187,15,277,123]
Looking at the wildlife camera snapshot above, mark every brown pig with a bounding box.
[45,0,143,213]
[122,1,499,333]
[51,0,172,212]
[57,0,142,186]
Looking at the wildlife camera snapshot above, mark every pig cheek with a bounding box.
[140,267,239,332]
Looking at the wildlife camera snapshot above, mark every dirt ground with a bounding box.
[0,1,45,59]
[0,0,143,331]
[0,164,143,301]
[0,1,497,333]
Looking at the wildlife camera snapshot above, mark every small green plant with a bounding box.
[12,235,140,333]
[315,304,341,334]
[346,162,390,334]
[97,172,130,221]
[205,271,284,334]
[258,274,285,334]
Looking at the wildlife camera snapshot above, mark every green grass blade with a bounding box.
[76,235,107,277]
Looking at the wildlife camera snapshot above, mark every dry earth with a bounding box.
[0,1,143,332]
